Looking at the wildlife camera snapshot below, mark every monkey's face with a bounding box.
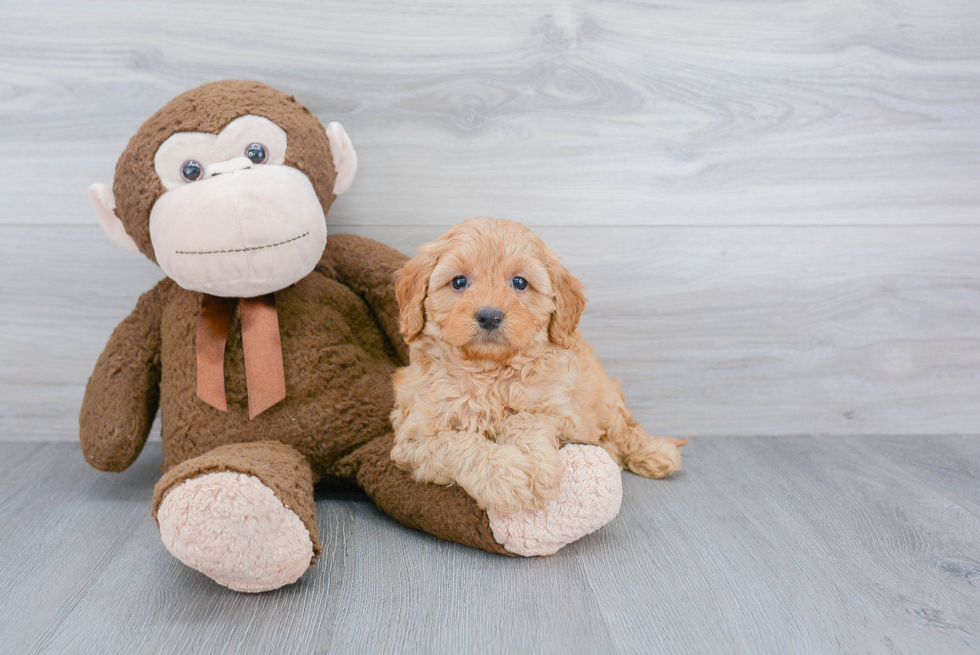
[149,115,326,297]
[89,80,358,299]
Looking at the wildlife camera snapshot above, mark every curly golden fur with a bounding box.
[390,217,687,516]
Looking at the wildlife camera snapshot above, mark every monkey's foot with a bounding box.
[487,444,622,556]
[156,471,314,593]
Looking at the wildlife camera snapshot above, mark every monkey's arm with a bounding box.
[80,278,174,472]
[317,233,410,364]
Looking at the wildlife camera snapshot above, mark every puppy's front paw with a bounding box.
[459,445,557,515]
[495,413,564,510]
[391,438,454,485]
[504,444,564,513]
[488,444,623,556]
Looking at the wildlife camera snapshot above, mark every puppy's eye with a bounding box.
[245,142,268,164]
[451,275,468,290]
[180,160,204,182]
[512,276,528,291]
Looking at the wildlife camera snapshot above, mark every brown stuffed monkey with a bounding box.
[82,81,621,593]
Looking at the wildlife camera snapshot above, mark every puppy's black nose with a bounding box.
[475,308,504,331]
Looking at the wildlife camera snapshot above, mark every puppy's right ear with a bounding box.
[395,244,440,343]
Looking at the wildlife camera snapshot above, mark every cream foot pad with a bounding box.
[157,471,314,592]
[488,444,623,556]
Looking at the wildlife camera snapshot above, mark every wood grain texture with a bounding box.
[4,223,979,440]
[1,438,979,654]
[1,0,980,227]
[2,2,979,436]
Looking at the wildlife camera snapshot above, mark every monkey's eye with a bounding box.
[512,276,528,291]
[180,160,204,183]
[245,142,268,164]
[451,276,468,290]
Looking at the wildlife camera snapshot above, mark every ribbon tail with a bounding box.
[240,293,287,419]
[196,294,237,412]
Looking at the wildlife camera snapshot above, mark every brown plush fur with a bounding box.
[390,217,687,516]
[152,441,321,560]
[80,82,511,566]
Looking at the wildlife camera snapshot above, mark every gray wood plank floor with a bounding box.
[1,437,978,655]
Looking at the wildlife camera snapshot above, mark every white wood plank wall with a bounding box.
[1,0,978,439]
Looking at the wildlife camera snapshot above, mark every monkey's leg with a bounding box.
[345,434,511,555]
[152,441,318,593]
[345,435,623,557]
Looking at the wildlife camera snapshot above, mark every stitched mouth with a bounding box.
[175,232,309,255]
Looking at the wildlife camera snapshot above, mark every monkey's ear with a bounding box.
[325,122,357,196]
[88,183,140,253]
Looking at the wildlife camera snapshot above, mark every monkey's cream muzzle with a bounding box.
[149,165,327,298]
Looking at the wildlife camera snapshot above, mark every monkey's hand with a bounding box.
[316,233,410,365]
[80,278,173,472]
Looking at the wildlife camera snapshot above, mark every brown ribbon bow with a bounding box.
[196,293,286,419]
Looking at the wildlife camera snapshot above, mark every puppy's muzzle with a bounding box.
[475,307,504,332]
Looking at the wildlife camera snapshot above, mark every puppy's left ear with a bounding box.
[545,247,587,349]
[395,244,440,343]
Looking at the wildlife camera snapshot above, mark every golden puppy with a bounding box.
[390,217,686,516]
